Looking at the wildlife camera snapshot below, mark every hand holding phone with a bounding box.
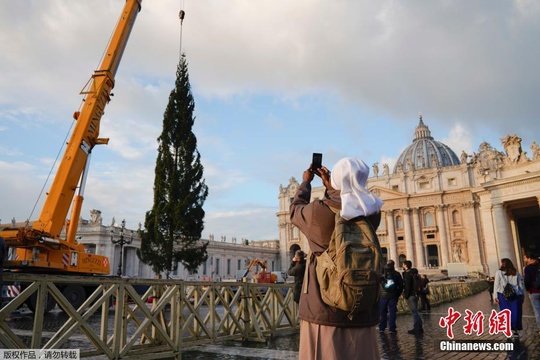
[310,153,323,175]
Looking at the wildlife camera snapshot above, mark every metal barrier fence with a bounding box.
[0,273,298,359]
[396,279,489,314]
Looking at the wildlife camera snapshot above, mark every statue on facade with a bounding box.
[501,134,528,165]
[382,163,389,176]
[453,243,462,262]
[531,141,540,161]
[474,141,505,175]
[90,209,103,225]
[460,150,468,164]
[372,163,379,177]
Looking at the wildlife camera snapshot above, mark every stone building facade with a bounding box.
[278,116,540,276]
[73,213,281,280]
[2,211,281,281]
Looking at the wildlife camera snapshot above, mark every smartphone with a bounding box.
[311,153,323,174]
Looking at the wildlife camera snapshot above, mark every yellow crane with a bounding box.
[242,259,278,283]
[0,0,143,312]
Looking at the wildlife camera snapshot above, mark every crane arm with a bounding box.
[0,0,142,275]
[32,0,142,241]
[242,258,268,278]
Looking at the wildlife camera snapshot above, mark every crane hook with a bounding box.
[179,10,185,24]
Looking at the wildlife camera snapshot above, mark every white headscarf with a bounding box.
[330,157,384,220]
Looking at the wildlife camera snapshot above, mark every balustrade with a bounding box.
[0,273,297,359]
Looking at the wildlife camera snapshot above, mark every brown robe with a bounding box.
[290,181,381,359]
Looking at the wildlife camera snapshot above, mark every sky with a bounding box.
[1,0,540,241]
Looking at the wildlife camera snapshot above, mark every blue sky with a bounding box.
[1,0,540,241]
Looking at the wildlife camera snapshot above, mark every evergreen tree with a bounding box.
[137,56,208,276]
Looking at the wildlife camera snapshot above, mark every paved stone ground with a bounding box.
[183,289,540,360]
[375,289,539,360]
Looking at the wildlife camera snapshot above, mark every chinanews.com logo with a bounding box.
[438,307,514,352]
[440,340,513,352]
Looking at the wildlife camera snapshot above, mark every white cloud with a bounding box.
[1,0,539,239]
[441,122,474,155]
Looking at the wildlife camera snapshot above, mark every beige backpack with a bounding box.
[315,209,383,320]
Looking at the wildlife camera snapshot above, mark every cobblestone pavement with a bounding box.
[184,289,540,360]
[375,289,539,360]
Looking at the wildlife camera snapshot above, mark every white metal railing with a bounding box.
[0,273,298,359]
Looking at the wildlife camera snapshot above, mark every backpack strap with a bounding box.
[348,288,365,320]
[303,252,314,294]
[304,205,340,295]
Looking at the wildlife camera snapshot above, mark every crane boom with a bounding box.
[35,0,142,238]
[0,0,143,276]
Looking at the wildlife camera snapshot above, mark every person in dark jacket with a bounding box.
[288,249,306,304]
[379,260,403,333]
[419,274,431,312]
[290,157,383,360]
[523,251,540,335]
[402,260,423,334]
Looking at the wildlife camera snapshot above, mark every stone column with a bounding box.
[278,221,288,271]
[462,202,483,272]
[385,210,398,262]
[412,208,425,268]
[480,203,499,276]
[492,203,516,264]
[403,208,415,263]
[436,205,450,267]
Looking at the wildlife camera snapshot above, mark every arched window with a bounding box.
[396,216,403,230]
[452,210,461,226]
[424,212,434,227]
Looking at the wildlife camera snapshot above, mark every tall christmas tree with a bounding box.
[137,56,208,276]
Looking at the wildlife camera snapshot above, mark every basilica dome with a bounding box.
[393,116,460,174]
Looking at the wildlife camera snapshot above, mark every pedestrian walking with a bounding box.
[290,157,383,360]
[379,260,403,333]
[487,276,495,302]
[523,251,540,335]
[402,260,423,334]
[493,258,524,339]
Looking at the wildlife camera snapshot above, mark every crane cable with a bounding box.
[27,8,125,226]
[179,0,186,59]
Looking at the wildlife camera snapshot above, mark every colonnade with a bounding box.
[382,203,483,271]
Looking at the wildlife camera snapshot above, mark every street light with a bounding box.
[110,219,133,276]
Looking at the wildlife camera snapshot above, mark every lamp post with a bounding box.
[110,219,133,276]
